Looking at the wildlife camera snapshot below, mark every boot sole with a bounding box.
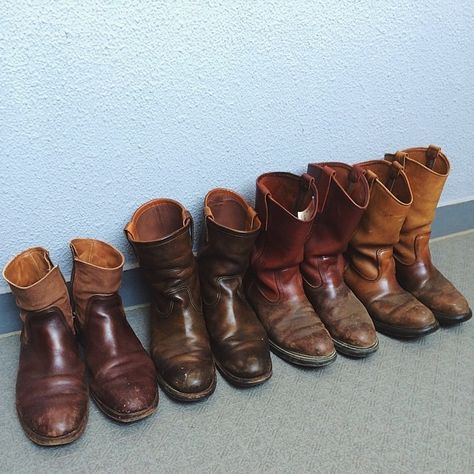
[156,372,217,402]
[268,340,337,367]
[215,360,272,387]
[332,338,379,358]
[18,409,88,446]
[373,319,439,339]
[433,309,472,326]
[91,391,158,423]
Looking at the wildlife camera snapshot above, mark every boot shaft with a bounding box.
[125,198,197,297]
[70,238,124,325]
[386,145,450,265]
[302,163,369,288]
[199,188,260,279]
[348,160,412,280]
[3,247,74,330]
[253,172,317,272]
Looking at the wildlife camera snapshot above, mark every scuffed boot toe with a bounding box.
[217,343,272,386]
[159,362,216,402]
[20,400,88,446]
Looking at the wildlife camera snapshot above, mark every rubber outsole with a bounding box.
[268,340,337,367]
[433,308,472,326]
[156,372,217,402]
[373,319,440,339]
[333,337,379,358]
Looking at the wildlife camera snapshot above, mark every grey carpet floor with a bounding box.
[0,231,473,474]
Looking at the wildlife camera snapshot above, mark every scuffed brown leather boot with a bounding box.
[385,146,472,325]
[345,160,439,338]
[125,199,216,402]
[246,172,336,367]
[198,189,272,386]
[302,163,378,357]
[70,238,158,422]
[3,248,88,446]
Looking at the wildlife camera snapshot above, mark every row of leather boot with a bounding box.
[3,145,471,446]
[3,241,158,446]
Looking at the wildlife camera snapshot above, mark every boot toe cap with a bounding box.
[21,399,87,441]
[165,363,216,395]
[219,344,272,380]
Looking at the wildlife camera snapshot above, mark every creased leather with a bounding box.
[302,162,377,349]
[71,238,157,418]
[345,160,437,331]
[386,146,471,319]
[198,189,271,381]
[3,249,87,443]
[125,199,215,397]
[246,172,334,358]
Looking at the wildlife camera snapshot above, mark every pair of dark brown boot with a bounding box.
[3,240,157,446]
[124,190,272,402]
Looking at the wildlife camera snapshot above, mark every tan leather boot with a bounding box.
[3,248,88,446]
[125,199,216,402]
[345,160,439,338]
[70,238,158,422]
[198,189,272,386]
[246,172,336,366]
[385,146,472,325]
[302,162,378,357]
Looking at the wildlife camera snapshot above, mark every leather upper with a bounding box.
[345,160,437,329]
[198,188,271,381]
[247,172,334,358]
[125,199,215,396]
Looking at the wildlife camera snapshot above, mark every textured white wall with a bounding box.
[1,1,473,292]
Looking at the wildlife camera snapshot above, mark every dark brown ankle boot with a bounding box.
[302,163,378,357]
[345,160,439,338]
[246,172,336,367]
[198,189,272,386]
[3,248,88,446]
[385,146,472,325]
[125,199,216,402]
[70,238,158,422]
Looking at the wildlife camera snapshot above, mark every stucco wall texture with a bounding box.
[1,1,473,292]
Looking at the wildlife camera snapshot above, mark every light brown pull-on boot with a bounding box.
[385,146,472,325]
[198,189,272,386]
[3,248,88,446]
[125,199,216,402]
[345,160,439,338]
[70,238,158,422]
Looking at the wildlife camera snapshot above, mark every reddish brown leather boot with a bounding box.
[70,238,158,422]
[198,189,272,386]
[246,172,336,367]
[386,146,472,325]
[302,163,378,357]
[125,199,216,402]
[3,248,88,446]
[345,160,439,338]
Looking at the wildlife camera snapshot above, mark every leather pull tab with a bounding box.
[184,211,194,244]
[203,206,213,220]
[247,206,258,229]
[386,160,403,192]
[294,173,316,216]
[347,165,363,195]
[315,167,335,212]
[364,169,378,191]
[426,144,440,169]
[384,151,407,168]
